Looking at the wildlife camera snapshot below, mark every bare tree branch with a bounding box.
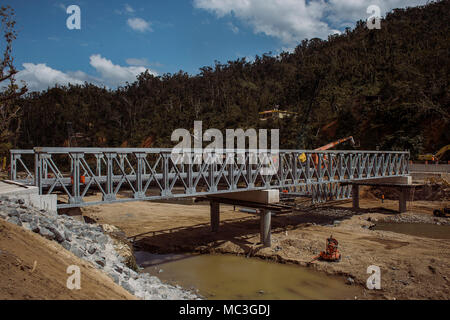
[0,5,27,156]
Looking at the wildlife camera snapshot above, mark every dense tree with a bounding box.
[14,1,450,158]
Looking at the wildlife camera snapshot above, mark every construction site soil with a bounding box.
[77,186,450,300]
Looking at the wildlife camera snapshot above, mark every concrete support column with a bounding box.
[210,201,220,232]
[11,153,16,181]
[134,153,145,199]
[260,210,272,247]
[352,185,360,209]
[103,152,117,202]
[399,188,407,213]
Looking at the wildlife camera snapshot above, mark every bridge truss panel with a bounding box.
[10,148,409,208]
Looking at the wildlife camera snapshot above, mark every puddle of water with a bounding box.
[135,252,359,300]
[374,222,450,239]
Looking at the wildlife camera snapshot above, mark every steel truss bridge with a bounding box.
[10,148,409,209]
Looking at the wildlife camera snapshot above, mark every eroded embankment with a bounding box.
[0,218,135,300]
[0,196,199,300]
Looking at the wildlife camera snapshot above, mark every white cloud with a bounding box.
[125,4,135,13]
[15,63,85,92]
[125,58,164,68]
[15,55,158,92]
[326,0,429,26]
[55,3,66,12]
[126,58,150,67]
[127,17,152,32]
[193,0,429,45]
[115,4,135,15]
[89,54,156,86]
[227,22,239,34]
[193,0,330,44]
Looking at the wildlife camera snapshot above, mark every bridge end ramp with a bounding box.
[0,181,57,214]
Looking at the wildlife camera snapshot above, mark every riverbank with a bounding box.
[0,196,199,300]
[0,218,134,300]
[80,196,450,300]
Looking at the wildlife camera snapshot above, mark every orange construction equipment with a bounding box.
[71,175,86,185]
[302,136,356,166]
[140,136,154,148]
[310,235,341,263]
[314,136,355,152]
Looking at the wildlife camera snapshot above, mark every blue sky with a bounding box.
[8,0,429,91]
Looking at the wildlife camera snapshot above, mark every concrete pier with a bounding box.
[346,176,415,214]
[208,194,274,247]
[210,201,220,232]
[352,185,360,209]
[260,210,272,247]
[399,187,408,213]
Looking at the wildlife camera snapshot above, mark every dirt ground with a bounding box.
[79,194,450,300]
[0,219,135,300]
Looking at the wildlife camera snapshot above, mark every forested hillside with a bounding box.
[16,0,450,157]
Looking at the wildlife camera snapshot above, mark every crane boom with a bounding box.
[314,136,356,151]
[298,136,356,164]
[435,145,450,160]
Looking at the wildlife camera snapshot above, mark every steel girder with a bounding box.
[10,148,409,208]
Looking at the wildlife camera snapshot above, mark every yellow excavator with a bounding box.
[418,145,450,162]
[433,208,450,217]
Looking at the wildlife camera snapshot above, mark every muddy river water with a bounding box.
[135,252,360,300]
[374,222,450,239]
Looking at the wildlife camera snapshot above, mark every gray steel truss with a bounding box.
[10,148,409,209]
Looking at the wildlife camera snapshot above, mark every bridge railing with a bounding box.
[10,149,35,183]
[10,148,409,208]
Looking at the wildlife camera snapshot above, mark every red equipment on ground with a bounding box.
[310,235,341,263]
